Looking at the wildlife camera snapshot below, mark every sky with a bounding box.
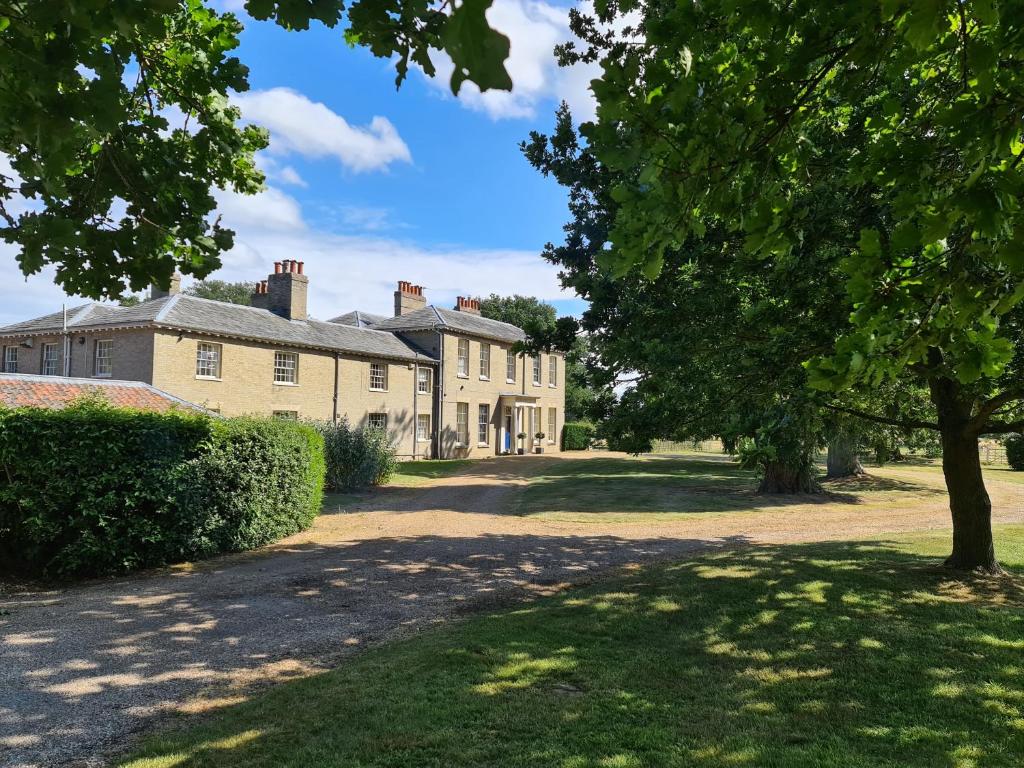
[0,0,599,326]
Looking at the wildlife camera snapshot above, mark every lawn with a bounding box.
[122,526,1024,768]
[390,458,476,487]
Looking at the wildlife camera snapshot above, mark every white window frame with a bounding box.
[368,412,387,430]
[532,355,541,386]
[477,403,489,445]
[479,343,490,380]
[457,338,469,377]
[2,346,16,373]
[417,366,432,394]
[41,343,58,376]
[369,362,388,391]
[456,402,469,446]
[417,413,431,441]
[506,349,516,383]
[548,408,557,444]
[195,342,222,380]
[549,355,557,387]
[94,339,112,378]
[274,351,298,385]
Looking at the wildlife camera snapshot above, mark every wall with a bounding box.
[0,329,155,382]
[437,330,565,459]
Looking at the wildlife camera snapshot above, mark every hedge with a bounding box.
[1008,434,1024,471]
[561,421,596,451]
[0,400,325,578]
[308,419,397,490]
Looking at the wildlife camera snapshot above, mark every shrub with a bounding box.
[561,421,596,451]
[0,400,325,578]
[309,419,397,490]
[1007,434,1024,471]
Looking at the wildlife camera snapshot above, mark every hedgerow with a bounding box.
[561,421,596,451]
[308,419,397,490]
[1007,434,1024,471]
[0,400,325,578]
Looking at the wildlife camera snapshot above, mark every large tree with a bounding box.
[0,0,512,299]
[560,0,1024,570]
[184,279,256,305]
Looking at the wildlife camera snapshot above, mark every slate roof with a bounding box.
[373,306,526,343]
[0,374,209,412]
[328,310,386,328]
[0,295,434,363]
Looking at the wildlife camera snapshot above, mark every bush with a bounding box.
[561,421,596,451]
[1007,434,1024,471]
[0,400,325,578]
[309,419,397,490]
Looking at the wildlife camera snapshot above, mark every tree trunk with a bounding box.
[826,435,865,478]
[758,459,822,494]
[930,376,999,573]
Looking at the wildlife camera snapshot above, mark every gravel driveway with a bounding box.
[2,454,1020,768]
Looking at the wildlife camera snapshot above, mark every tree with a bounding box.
[184,279,256,305]
[564,0,1024,570]
[1,0,513,300]
[476,293,611,422]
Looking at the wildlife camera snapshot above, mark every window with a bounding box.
[456,402,469,446]
[417,366,432,394]
[548,408,557,444]
[457,338,469,377]
[479,343,490,379]
[549,355,557,387]
[478,404,489,445]
[94,339,112,377]
[417,413,431,441]
[368,413,387,430]
[195,342,221,379]
[272,410,298,420]
[274,351,298,384]
[2,346,16,373]
[532,355,541,385]
[41,343,58,376]
[506,349,516,382]
[369,362,388,391]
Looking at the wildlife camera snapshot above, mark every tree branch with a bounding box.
[981,419,1024,435]
[969,387,1024,433]
[821,403,939,431]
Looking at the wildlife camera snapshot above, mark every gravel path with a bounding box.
[1,454,1021,768]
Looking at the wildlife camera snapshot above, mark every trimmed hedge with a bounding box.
[308,419,397,490]
[0,401,325,578]
[562,421,596,451]
[1007,434,1024,471]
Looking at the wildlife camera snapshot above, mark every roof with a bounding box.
[373,306,526,343]
[328,310,386,328]
[0,295,435,363]
[0,374,210,412]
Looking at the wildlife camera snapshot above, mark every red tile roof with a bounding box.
[0,374,207,413]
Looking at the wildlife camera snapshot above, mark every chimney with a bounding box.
[394,280,427,317]
[251,279,270,309]
[266,260,308,320]
[150,272,182,300]
[454,296,481,315]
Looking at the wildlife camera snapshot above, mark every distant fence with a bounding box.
[979,443,1008,466]
[652,439,725,454]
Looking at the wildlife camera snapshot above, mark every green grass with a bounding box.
[390,459,476,487]
[122,526,1024,768]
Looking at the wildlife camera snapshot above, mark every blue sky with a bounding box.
[0,0,596,325]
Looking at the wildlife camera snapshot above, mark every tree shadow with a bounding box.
[113,537,1024,768]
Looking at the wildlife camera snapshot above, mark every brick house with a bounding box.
[0,263,565,459]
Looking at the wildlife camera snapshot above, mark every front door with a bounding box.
[503,406,513,453]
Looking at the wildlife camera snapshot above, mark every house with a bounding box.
[0,263,565,459]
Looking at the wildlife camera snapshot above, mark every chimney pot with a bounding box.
[394,279,427,316]
[274,261,282,274]
[297,261,304,275]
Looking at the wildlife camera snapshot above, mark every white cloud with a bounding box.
[255,155,307,188]
[0,185,572,326]
[235,88,412,173]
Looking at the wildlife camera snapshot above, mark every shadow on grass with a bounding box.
[121,534,1024,768]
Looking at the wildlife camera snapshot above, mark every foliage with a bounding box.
[1007,434,1024,471]
[184,279,256,305]
[122,526,1024,768]
[561,421,596,451]
[309,419,397,490]
[1,0,512,300]
[0,400,324,578]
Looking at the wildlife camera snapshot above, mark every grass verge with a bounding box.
[390,459,477,487]
[122,525,1024,768]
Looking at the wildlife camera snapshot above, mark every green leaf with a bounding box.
[443,0,513,94]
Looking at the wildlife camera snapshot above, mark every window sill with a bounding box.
[548,384,556,388]
[477,442,489,448]
[369,387,388,392]
[479,376,490,381]
[506,379,515,384]
[457,373,469,379]
[532,383,541,387]
[196,375,222,382]
[94,373,112,379]
[273,381,299,387]
[417,436,431,442]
